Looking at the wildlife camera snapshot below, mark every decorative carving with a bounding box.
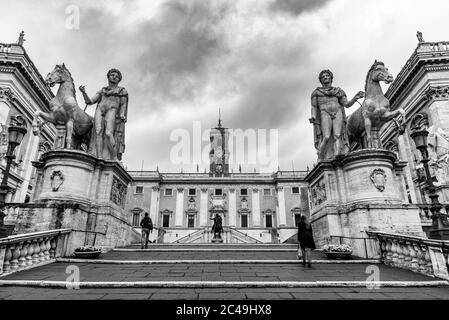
[110,176,127,208]
[311,182,327,206]
[0,87,15,101]
[423,85,449,101]
[151,186,160,192]
[252,188,259,193]
[186,197,197,213]
[201,188,208,193]
[50,171,64,192]
[370,169,387,192]
[384,140,399,155]
[209,193,227,210]
[177,188,184,193]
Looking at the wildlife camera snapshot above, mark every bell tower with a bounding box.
[209,109,230,177]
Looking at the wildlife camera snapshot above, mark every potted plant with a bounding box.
[73,245,102,259]
[323,244,353,259]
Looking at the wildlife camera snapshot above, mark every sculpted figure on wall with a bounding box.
[310,70,364,160]
[428,126,449,185]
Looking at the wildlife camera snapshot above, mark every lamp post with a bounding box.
[410,113,449,240]
[0,114,28,238]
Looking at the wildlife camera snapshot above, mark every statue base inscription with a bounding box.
[305,149,425,258]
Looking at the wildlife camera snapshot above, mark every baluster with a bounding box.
[408,242,419,272]
[18,242,28,269]
[396,240,404,267]
[422,244,432,275]
[391,240,398,266]
[385,240,392,265]
[49,237,57,259]
[3,246,12,273]
[402,241,411,269]
[415,244,426,274]
[32,240,41,264]
[26,240,34,266]
[10,244,20,271]
[44,238,51,261]
[39,238,46,262]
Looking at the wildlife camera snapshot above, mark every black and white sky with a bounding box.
[2,0,449,172]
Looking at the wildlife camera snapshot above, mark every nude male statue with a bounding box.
[310,70,364,160]
[79,69,128,160]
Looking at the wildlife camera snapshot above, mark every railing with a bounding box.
[367,231,449,279]
[0,229,72,275]
[327,235,379,259]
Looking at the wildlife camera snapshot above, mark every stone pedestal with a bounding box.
[305,149,425,258]
[8,149,139,253]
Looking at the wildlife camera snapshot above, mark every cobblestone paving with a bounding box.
[1,245,448,300]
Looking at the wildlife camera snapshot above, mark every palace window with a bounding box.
[164,188,173,196]
[265,215,273,228]
[263,188,272,196]
[240,188,248,196]
[188,215,195,228]
[189,188,196,196]
[135,186,144,194]
[215,188,223,196]
[292,187,300,194]
[132,213,141,227]
[162,215,170,228]
[241,214,248,228]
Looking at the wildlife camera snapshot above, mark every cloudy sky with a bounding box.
[2,0,449,173]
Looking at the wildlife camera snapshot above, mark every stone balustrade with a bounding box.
[0,229,72,276]
[367,231,449,279]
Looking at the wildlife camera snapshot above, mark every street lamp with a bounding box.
[410,113,449,240]
[0,114,28,238]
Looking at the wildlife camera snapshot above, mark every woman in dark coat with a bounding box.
[297,215,316,267]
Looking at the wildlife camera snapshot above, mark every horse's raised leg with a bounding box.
[66,119,74,149]
[364,117,372,148]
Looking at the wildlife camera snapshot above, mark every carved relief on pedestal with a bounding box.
[311,181,327,207]
[110,176,127,208]
[370,169,387,192]
[50,170,64,192]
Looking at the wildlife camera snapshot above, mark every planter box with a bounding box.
[73,251,101,259]
[324,251,352,259]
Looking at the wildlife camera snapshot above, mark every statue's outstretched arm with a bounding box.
[79,86,100,105]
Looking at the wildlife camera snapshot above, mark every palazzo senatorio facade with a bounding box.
[125,120,310,244]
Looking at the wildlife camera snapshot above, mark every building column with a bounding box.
[150,186,160,226]
[228,188,236,227]
[277,186,287,226]
[251,188,261,227]
[200,188,208,227]
[175,188,184,227]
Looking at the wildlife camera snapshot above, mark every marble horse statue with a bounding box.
[33,64,93,149]
[347,60,405,149]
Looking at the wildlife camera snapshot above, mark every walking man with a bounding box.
[140,212,153,249]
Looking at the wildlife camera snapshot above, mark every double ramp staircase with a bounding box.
[1,241,449,300]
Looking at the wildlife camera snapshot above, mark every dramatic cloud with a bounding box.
[2,0,449,173]
[269,0,330,16]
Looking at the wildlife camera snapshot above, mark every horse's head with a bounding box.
[45,63,71,87]
[369,60,394,84]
